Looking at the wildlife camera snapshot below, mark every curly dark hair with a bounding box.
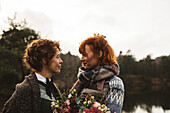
[23,39,61,72]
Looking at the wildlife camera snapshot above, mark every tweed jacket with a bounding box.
[2,73,41,113]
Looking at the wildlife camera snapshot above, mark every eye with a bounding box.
[82,53,88,57]
[82,55,85,57]
[56,55,60,58]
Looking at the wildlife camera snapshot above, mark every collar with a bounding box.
[35,73,47,84]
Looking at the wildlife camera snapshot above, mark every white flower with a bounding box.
[51,102,55,105]
[68,94,72,98]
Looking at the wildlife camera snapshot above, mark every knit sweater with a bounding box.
[73,63,124,113]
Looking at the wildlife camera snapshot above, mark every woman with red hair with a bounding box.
[71,34,124,113]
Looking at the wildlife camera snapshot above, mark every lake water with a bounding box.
[122,89,170,113]
[122,105,170,113]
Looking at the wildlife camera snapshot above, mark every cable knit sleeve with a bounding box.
[105,76,124,113]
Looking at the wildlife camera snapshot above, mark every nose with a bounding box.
[80,56,85,61]
[60,58,63,64]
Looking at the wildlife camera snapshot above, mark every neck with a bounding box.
[37,69,52,79]
[87,65,99,71]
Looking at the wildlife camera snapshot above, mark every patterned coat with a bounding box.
[2,73,41,113]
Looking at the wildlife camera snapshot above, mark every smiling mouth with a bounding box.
[83,63,87,66]
[58,65,61,69]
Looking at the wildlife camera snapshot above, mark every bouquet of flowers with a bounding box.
[51,89,111,113]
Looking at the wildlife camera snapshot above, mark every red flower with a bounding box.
[69,97,76,103]
[90,107,98,112]
[90,107,102,113]
[83,108,90,113]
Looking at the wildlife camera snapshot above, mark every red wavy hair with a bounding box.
[79,34,117,66]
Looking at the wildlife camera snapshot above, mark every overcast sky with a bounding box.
[0,0,170,61]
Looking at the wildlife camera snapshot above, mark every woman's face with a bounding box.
[47,50,63,74]
[80,45,99,70]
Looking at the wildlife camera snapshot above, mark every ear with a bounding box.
[99,50,103,58]
[42,58,47,65]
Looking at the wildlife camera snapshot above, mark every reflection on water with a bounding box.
[122,85,170,113]
[122,105,170,113]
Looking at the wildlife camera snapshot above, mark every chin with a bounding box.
[84,67,92,71]
[53,70,60,74]
[56,71,60,74]
[84,66,88,70]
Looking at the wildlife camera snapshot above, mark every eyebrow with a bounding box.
[56,53,60,56]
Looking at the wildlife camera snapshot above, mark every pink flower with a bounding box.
[65,99,70,105]
[61,103,71,113]
[93,101,101,108]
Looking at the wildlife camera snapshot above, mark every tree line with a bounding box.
[0,16,170,99]
[118,50,170,79]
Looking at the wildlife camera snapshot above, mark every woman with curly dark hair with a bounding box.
[71,34,124,113]
[2,39,63,113]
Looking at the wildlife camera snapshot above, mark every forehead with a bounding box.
[85,45,93,52]
[54,48,61,55]
[84,45,96,57]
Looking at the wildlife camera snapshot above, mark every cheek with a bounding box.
[54,59,59,63]
[55,60,60,65]
[88,57,98,65]
[92,58,98,64]
[50,59,59,66]
[86,55,94,62]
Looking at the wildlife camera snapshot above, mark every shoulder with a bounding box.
[16,73,38,94]
[109,76,124,92]
[103,63,120,75]
[2,73,39,113]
